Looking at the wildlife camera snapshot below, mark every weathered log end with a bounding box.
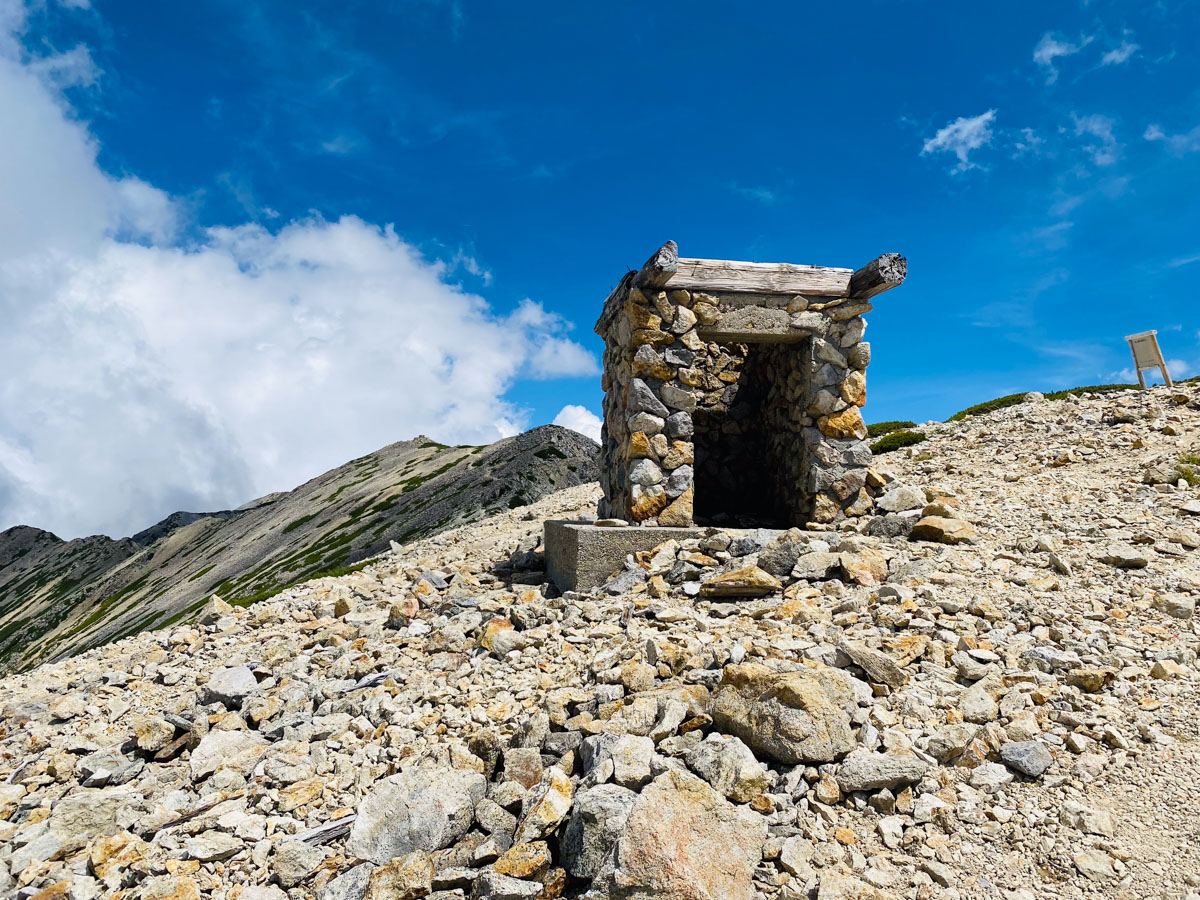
[634,240,679,288]
[849,252,907,300]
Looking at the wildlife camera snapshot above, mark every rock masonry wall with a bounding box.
[596,277,879,527]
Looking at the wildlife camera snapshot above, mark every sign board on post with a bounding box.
[1124,330,1172,389]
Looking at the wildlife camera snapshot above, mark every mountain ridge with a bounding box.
[0,425,598,673]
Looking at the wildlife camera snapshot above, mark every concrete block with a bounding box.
[544,520,702,592]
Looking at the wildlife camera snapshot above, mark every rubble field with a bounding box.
[2,384,1198,900]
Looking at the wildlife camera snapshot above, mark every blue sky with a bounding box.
[2,0,1199,537]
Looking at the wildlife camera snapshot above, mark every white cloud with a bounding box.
[1169,252,1200,268]
[0,54,111,260]
[506,299,599,379]
[1049,191,1085,217]
[1012,127,1045,157]
[1029,220,1073,250]
[1072,113,1120,166]
[729,183,777,205]
[1101,41,1139,66]
[27,42,98,87]
[319,133,361,155]
[0,5,597,538]
[921,109,996,173]
[1113,361,1190,384]
[448,249,493,286]
[110,176,179,243]
[527,336,600,380]
[1144,122,1200,155]
[1034,32,1091,84]
[552,405,601,443]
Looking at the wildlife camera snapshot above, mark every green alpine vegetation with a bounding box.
[870,430,927,455]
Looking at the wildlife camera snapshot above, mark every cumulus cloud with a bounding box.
[921,110,996,173]
[1034,32,1091,84]
[109,176,179,243]
[0,5,597,538]
[552,405,602,443]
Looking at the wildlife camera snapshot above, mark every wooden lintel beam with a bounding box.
[848,253,907,300]
[665,257,853,296]
[633,240,679,288]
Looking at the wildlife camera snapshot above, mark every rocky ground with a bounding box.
[1,385,1198,900]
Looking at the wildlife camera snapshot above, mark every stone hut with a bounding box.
[594,241,906,528]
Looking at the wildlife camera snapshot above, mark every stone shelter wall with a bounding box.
[595,243,904,528]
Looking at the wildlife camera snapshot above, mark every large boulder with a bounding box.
[46,788,136,844]
[361,851,432,900]
[317,864,374,900]
[273,840,325,887]
[838,640,906,688]
[201,665,260,708]
[190,730,268,780]
[683,733,769,803]
[999,740,1053,777]
[605,770,766,899]
[791,551,842,582]
[559,784,638,880]
[187,831,244,863]
[1097,542,1149,569]
[346,765,486,864]
[709,663,856,764]
[910,516,976,545]
[473,871,543,899]
[834,749,927,793]
[875,485,924,513]
[757,530,806,577]
[513,767,573,843]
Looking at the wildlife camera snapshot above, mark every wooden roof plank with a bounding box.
[666,257,854,296]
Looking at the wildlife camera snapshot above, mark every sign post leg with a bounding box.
[1156,347,1173,387]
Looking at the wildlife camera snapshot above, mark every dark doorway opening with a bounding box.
[692,341,805,528]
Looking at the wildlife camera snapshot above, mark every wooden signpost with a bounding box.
[1124,330,1172,389]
